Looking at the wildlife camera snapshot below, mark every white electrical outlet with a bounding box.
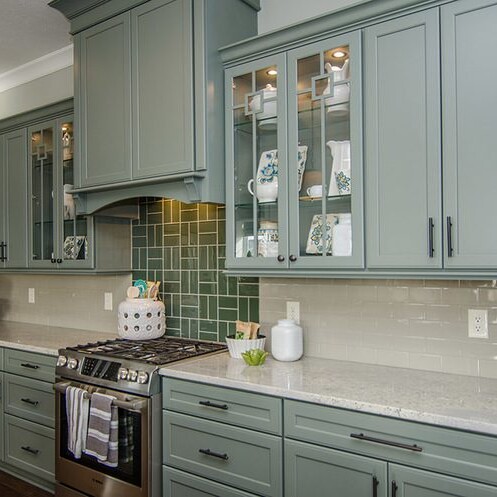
[28,288,35,304]
[468,309,488,338]
[287,301,300,324]
[104,292,113,311]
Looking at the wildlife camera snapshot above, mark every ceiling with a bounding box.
[0,0,71,76]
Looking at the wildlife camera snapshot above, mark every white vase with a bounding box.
[117,298,166,340]
[271,319,303,362]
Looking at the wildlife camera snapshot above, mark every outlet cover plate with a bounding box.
[287,301,300,324]
[468,309,488,338]
[104,292,113,311]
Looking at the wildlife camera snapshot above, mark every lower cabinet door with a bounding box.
[285,439,387,497]
[390,465,497,497]
[163,467,258,497]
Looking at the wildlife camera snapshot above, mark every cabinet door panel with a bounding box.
[285,439,387,497]
[0,136,5,263]
[78,13,132,186]
[4,128,28,268]
[132,0,194,178]
[390,465,497,497]
[365,9,441,268]
[442,0,497,268]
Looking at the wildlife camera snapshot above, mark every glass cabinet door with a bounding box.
[57,116,92,268]
[287,32,364,268]
[30,121,56,266]
[225,54,288,269]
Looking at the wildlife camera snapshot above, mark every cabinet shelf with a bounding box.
[235,194,351,210]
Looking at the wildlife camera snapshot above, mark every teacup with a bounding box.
[248,179,278,203]
[307,185,323,198]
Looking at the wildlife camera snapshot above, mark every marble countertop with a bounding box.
[160,353,497,435]
[0,320,116,356]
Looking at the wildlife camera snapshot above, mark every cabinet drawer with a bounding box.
[4,373,55,427]
[163,411,282,496]
[4,414,55,481]
[163,467,258,497]
[163,378,282,435]
[285,399,497,487]
[4,349,56,382]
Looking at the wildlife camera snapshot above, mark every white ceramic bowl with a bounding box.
[225,336,266,359]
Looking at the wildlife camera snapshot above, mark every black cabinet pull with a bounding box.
[391,481,398,497]
[277,255,285,262]
[198,400,228,410]
[51,258,56,264]
[21,398,39,406]
[21,363,40,370]
[21,446,39,455]
[350,433,422,452]
[428,217,434,257]
[289,254,297,262]
[56,258,63,264]
[373,476,379,497]
[0,242,6,262]
[446,216,454,257]
[198,448,229,461]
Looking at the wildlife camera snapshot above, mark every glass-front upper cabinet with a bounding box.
[225,54,288,269]
[287,32,363,269]
[29,116,92,268]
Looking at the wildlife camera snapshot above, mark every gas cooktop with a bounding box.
[57,336,227,396]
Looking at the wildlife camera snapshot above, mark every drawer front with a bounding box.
[285,400,497,487]
[0,347,4,370]
[164,411,282,496]
[0,372,3,461]
[163,467,258,497]
[4,373,55,427]
[163,378,282,435]
[4,349,56,382]
[4,414,55,481]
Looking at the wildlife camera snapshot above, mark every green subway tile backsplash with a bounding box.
[132,199,259,342]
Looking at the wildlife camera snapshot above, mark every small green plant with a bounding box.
[241,349,269,366]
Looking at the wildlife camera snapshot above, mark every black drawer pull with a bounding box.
[21,446,39,455]
[21,363,40,370]
[428,217,434,257]
[198,400,228,410]
[391,481,398,497]
[350,433,422,452]
[21,398,39,406]
[198,448,229,461]
[446,216,454,257]
[373,476,379,497]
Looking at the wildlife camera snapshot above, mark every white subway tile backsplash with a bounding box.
[261,278,497,379]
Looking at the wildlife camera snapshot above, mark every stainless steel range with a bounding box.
[54,336,227,497]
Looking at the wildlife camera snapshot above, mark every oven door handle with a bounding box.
[54,382,148,412]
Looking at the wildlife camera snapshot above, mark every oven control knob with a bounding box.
[137,371,149,384]
[118,367,129,380]
[127,370,138,382]
[57,355,68,367]
[67,357,79,370]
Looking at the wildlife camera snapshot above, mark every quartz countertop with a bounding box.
[160,353,497,436]
[0,320,116,356]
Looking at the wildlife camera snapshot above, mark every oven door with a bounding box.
[55,379,150,497]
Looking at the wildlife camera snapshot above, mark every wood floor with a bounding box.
[0,471,52,497]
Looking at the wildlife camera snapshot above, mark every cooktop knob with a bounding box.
[137,371,149,384]
[67,357,79,370]
[57,355,67,367]
[118,367,129,380]
[127,370,138,382]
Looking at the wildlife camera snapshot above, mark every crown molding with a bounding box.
[0,44,73,93]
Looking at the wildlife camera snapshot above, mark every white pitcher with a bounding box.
[323,60,350,115]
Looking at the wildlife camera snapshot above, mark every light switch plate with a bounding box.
[28,288,35,304]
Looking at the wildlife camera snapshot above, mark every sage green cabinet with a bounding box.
[285,439,387,497]
[364,9,442,269]
[1,129,28,268]
[441,0,497,269]
[390,465,497,497]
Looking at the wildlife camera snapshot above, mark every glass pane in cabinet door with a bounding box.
[60,120,89,262]
[232,66,280,261]
[296,45,352,259]
[31,127,54,261]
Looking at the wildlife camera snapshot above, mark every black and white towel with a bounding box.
[66,386,90,459]
[84,392,118,467]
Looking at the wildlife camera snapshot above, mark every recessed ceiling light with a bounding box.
[267,69,278,76]
[332,50,346,58]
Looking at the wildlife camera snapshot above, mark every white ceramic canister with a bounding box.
[271,319,303,362]
[118,298,166,340]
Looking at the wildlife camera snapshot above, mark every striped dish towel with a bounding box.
[65,386,90,459]
[84,392,118,467]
